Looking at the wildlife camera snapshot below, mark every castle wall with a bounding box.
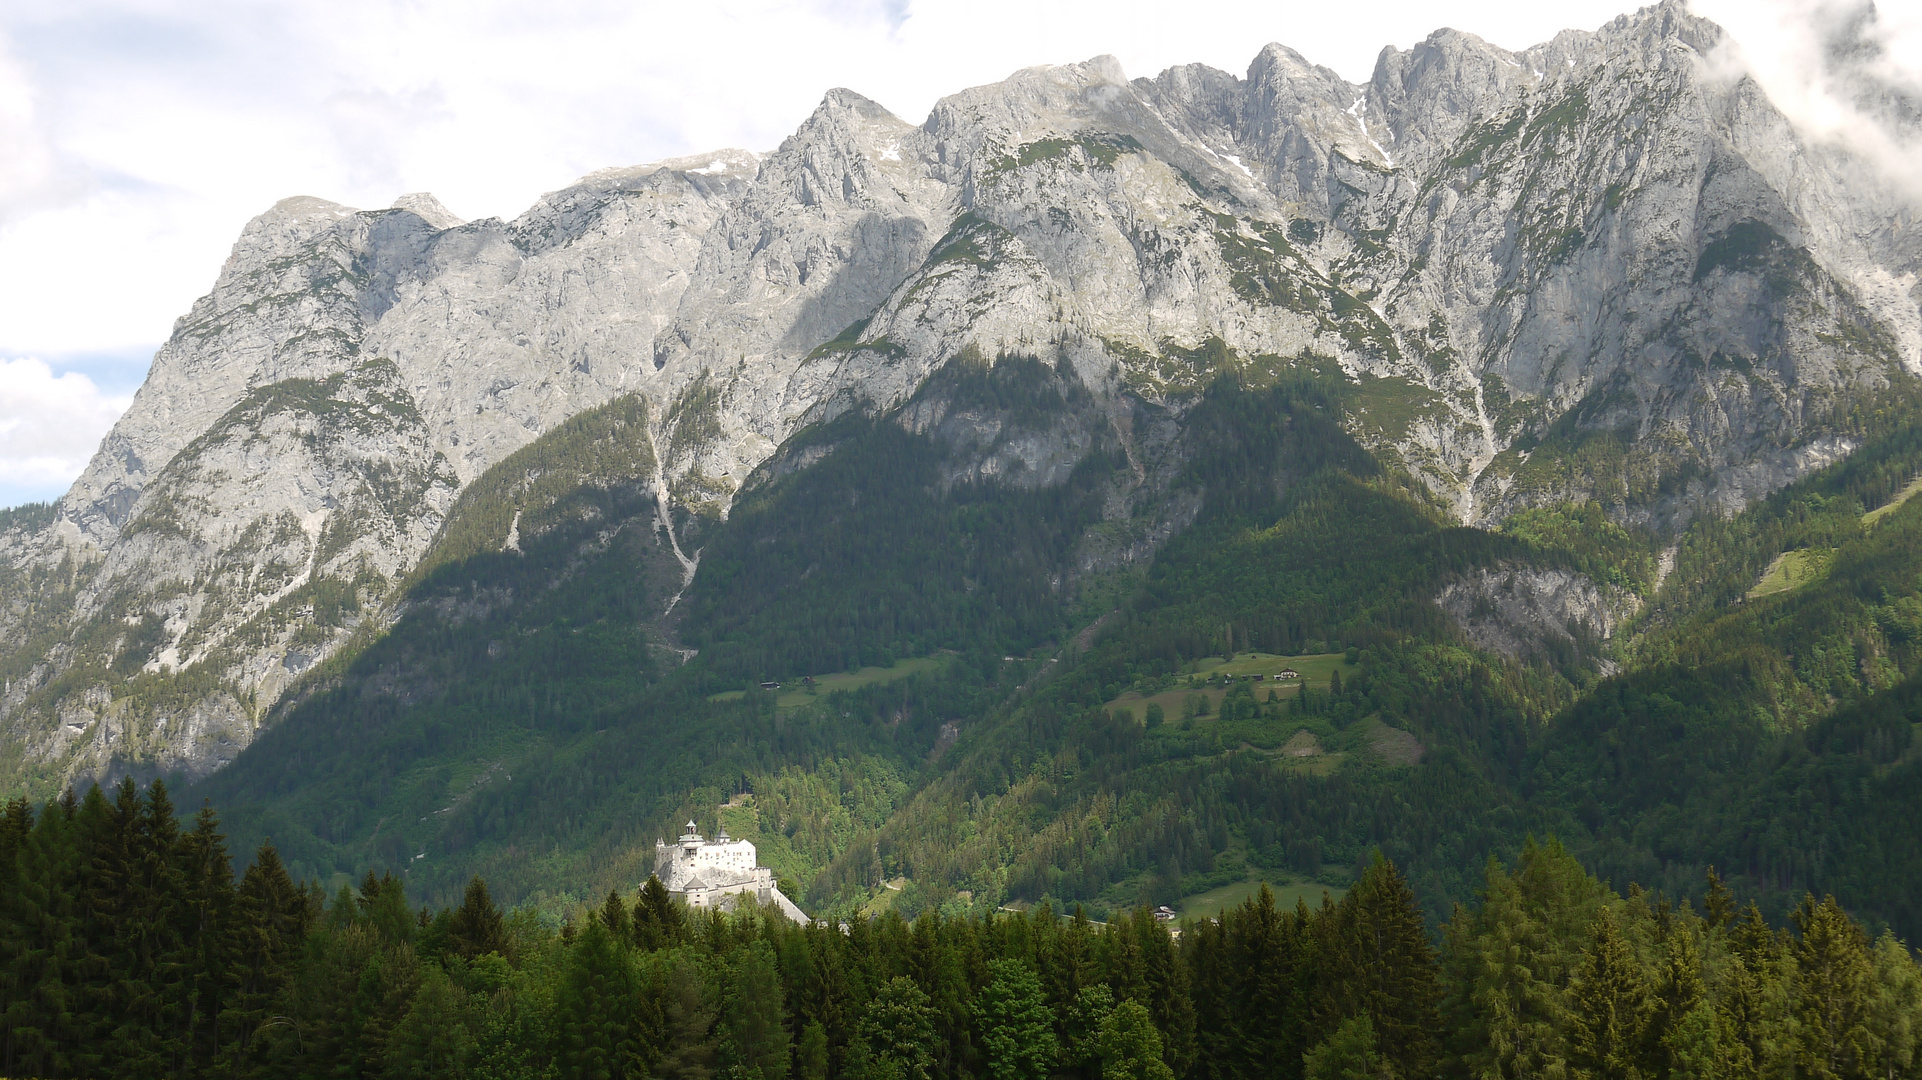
[653,827,807,922]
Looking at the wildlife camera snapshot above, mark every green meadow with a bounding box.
[708,654,947,707]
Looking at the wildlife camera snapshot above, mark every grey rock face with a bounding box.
[2,0,1918,789]
[1436,567,1642,670]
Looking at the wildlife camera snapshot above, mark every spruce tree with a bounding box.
[798,1021,831,1080]
[634,876,685,951]
[82,778,188,1078]
[600,890,632,944]
[446,875,507,960]
[726,940,791,1080]
[559,918,639,1080]
[2,795,83,1079]
[1791,895,1874,1080]
[974,958,1058,1080]
[1129,906,1197,1078]
[1866,930,1922,1080]
[797,924,854,1074]
[384,962,478,1080]
[1703,869,1735,931]
[348,942,424,1077]
[654,957,719,1080]
[359,872,416,944]
[174,801,236,1076]
[1330,854,1442,1079]
[1568,906,1650,1080]
[1064,985,1119,1080]
[222,840,310,1072]
[1648,928,1716,1080]
[1183,913,1232,1080]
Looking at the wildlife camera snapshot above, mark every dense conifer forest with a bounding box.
[2,782,1919,1080]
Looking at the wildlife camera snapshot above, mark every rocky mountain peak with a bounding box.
[4,5,1920,794]
[390,192,465,230]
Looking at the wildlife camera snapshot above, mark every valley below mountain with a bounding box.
[2,0,1921,941]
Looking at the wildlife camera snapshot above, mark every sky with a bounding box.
[0,0,1918,509]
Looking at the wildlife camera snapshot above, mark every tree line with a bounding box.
[3,782,1920,1080]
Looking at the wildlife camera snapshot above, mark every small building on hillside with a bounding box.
[654,821,808,922]
[1276,668,1300,680]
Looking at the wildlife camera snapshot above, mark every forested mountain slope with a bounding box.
[189,354,1922,942]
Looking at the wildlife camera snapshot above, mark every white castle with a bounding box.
[654,821,808,922]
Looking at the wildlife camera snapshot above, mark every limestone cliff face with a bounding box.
[2,1,1918,789]
[1436,567,1643,673]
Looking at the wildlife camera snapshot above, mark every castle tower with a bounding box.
[650,818,808,922]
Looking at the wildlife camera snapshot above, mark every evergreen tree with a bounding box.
[726,940,790,1080]
[1791,895,1874,1080]
[349,942,424,1077]
[1866,931,1922,1080]
[974,958,1058,1080]
[798,1021,831,1080]
[358,872,416,944]
[794,925,854,1076]
[1721,902,1782,1080]
[1331,854,1442,1079]
[1647,929,1705,1058]
[384,962,478,1080]
[1568,906,1650,1080]
[1,795,83,1079]
[599,890,632,945]
[655,956,719,1080]
[446,876,507,960]
[558,918,639,1080]
[81,778,187,1078]
[635,877,685,951]
[222,841,310,1072]
[174,801,236,1075]
[1703,870,1735,931]
[1126,907,1197,1078]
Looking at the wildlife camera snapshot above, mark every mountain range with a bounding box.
[2,1,1920,932]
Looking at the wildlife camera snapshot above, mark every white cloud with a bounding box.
[1695,0,1922,204]
[0,356,131,507]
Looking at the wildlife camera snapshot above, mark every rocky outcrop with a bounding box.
[1436,567,1643,670]
[3,1,1918,790]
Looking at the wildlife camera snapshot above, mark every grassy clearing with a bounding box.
[708,655,947,707]
[1864,473,1922,526]
[1267,730,1346,775]
[1179,877,1347,921]
[1104,652,1353,721]
[1748,548,1834,599]
[1357,717,1425,766]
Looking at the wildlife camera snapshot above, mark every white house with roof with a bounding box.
[653,821,808,923]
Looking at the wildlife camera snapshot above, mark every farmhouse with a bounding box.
[1276,668,1300,680]
[653,821,808,922]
